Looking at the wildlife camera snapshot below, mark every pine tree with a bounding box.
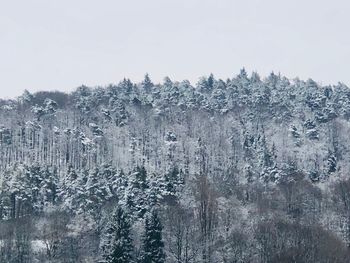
[134,166,148,190]
[238,67,248,79]
[197,74,215,93]
[141,210,166,263]
[142,73,153,93]
[103,207,134,263]
[39,166,58,207]
[163,76,173,88]
[326,149,337,174]
[207,73,214,89]
[163,167,183,197]
[85,167,109,214]
[59,166,86,213]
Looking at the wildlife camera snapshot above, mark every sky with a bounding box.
[0,0,349,98]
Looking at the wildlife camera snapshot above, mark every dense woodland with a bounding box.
[1,70,350,262]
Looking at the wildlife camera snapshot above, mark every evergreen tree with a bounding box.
[134,166,148,190]
[163,167,183,197]
[103,207,134,263]
[20,89,34,104]
[142,73,153,92]
[140,210,166,263]
[123,166,150,218]
[39,166,58,207]
[59,166,86,213]
[163,76,173,88]
[207,73,214,89]
[85,167,111,214]
[197,74,215,93]
[326,149,337,174]
[238,67,248,79]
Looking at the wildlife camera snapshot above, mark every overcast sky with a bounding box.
[0,0,349,98]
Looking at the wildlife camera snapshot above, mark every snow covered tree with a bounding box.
[142,73,153,93]
[59,166,86,213]
[102,207,134,263]
[195,175,217,263]
[162,76,173,88]
[20,89,34,105]
[197,74,215,93]
[140,210,166,263]
[85,167,112,216]
[2,70,350,262]
[333,178,350,247]
[304,119,319,140]
[133,166,148,190]
[163,167,184,198]
[38,166,58,208]
[326,149,337,174]
[124,166,149,218]
[43,98,58,115]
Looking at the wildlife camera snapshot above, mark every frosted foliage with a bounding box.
[1,71,350,262]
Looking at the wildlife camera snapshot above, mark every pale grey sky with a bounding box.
[0,0,349,98]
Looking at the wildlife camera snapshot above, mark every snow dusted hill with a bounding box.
[1,70,350,262]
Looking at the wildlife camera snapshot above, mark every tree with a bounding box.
[141,210,166,263]
[142,74,153,93]
[326,149,337,174]
[39,211,74,261]
[103,207,134,263]
[59,166,86,213]
[134,166,148,190]
[164,204,198,263]
[163,76,173,88]
[197,74,215,93]
[124,166,149,218]
[38,166,58,209]
[333,178,350,246]
[195,175,217,263]
[163,167,183,198]
[85,167,111,217]
[0,218,33,263]
[207,73,214,90]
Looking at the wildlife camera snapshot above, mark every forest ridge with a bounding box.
[1,70,350,262]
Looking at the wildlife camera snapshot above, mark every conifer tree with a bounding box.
[103,207,134,263]
[140,210,166,263]
[327,149,337,174]
[142,73,153,92]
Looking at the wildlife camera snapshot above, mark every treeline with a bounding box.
[1,71,350,262]
[0,71,349,175]
[0,163,184,220]
[1,162,350,262]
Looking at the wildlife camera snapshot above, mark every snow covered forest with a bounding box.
[1,70,350,262]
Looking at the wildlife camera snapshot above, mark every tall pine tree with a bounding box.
[140,210,166,263]
[103,207,134,263]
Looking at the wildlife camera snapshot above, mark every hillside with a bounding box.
[1,70,350,262]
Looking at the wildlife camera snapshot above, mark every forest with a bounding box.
[1,70,350,262]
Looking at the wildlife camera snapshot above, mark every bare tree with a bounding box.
[195,175,218,263]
